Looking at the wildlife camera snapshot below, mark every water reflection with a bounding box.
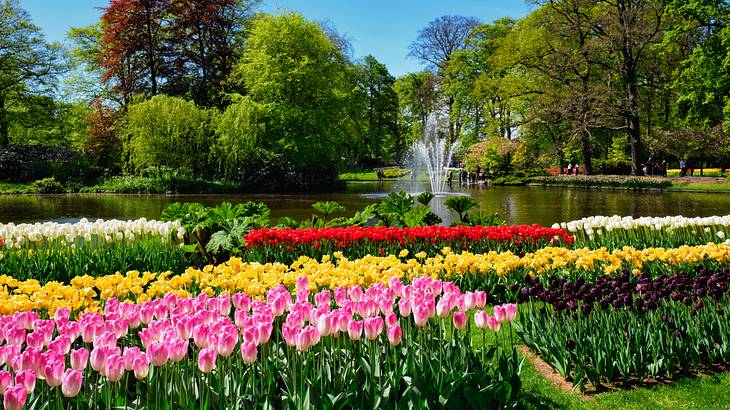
[0,183,728,226]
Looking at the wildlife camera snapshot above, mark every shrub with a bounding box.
[0,144,78,182]
[31,177,64,193]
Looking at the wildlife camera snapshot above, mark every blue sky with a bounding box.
[20,0,531,76]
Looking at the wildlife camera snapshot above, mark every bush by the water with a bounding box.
[0,144,100,183]
[529,175,672,189]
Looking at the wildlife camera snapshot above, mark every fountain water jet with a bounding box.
[410,112,459,194]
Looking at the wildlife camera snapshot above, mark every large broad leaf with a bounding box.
[205,230,234,254]
[403,206,431,227]
[347,204,377,226]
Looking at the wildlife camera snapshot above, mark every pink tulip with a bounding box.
[123,347,142,371]
[193,324,211,348]
[398,299,412,317]
[317,314,332,337]
[197,348,216,373]
[26,331,44,350]
[105,355,125,382]
[232,293,251,311]
[147,342,170,367]
[464,292,476,310]
[67,348,86,372]
[363,317,384,340]
[385,313,398,328]
[217,331,238,358]
[255,323,273,345]
[169,339,188,363]
[43,360,64,387]
[19,347,40,373]
[6,326,25,345]
[347,320,363,341]
[61,369,82,398]
[0,370,11,394]
[486,316,501,332]
[493,306,506,323]
[296,276,309,291]
[54,307,71,323]
[241,341,257,365]
[387,325,402,346]
[474,291,487,307]
[348,285,363,302]
[503,303,518,321]
[3,385,27,410]
[413,305,430,327]
[453,311,467,330]
[132,356,149,380]
[436,298,452,318]
[474,311,488,329]
[15,370,35,393]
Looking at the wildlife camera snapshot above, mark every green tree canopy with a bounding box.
[229,12,353,178]
[125,95,214,178]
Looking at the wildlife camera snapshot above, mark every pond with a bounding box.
[2,181,729,226]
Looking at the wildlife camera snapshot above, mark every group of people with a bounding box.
[565,163,581,175]
[641,158,668,177]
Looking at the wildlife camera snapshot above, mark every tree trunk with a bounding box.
[580,128,593,175]
[0,94,7,146]
[626,74,642,175]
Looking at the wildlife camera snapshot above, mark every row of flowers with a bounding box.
[0,219,188,283]
[0,276,520,409]
[557,215,730,248]
[2,243,729,316]
[518,268,730,389]
[241,225,574,263]
[0,219,185,249]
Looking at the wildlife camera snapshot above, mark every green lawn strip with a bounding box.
[467,321,730,409]
[667,183,730,192]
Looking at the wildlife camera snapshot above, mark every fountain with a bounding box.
[409,112,460,194]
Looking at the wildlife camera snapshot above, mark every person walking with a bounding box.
[567,163,573,175]
[679,159,687,177]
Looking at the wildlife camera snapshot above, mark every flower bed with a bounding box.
[242,225,574,263]
[558,215,730,248]
[0,219,187,282]
[529,175,672,189]
[0,277,520,409]
[2,243,729,316]
[517,268,730,389]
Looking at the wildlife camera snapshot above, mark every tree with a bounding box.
[444,18,517,142]
[100,0,170,104]
[213,95,266,179]
[502,1,617,174]
[394,72,438,149]
[229,13,353,181]
[665,0,730,129]
[167,0,259,107]
[355,55,400,164]
[0,0,65,146]
[408,15,482,71]
[125,95,213,177]
[409,15,481,142]
[597,0,667,175]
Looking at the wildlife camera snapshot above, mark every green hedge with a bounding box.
[529,175,672,189]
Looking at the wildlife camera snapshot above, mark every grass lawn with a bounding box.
[338,169,431,182]
[668,183,730,192]
[520,356,730,409]
[468,324,730,409]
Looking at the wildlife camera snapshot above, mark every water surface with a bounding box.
[2,182,728,226]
